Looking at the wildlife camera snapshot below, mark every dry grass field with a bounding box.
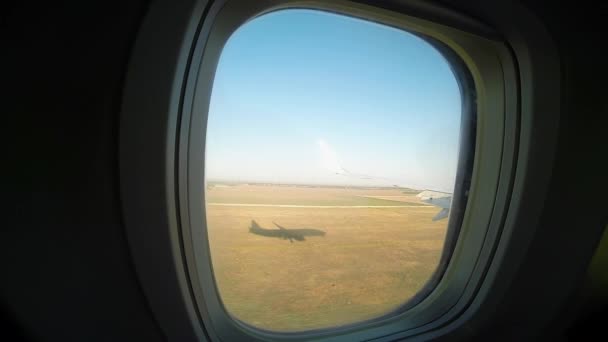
[206,184,448,331]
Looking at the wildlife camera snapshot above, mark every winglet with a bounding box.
[432,208,450,221]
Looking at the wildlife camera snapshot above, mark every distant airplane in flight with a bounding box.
[318,139,398,182]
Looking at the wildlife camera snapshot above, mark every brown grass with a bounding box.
[206,185,448,331]
[206,184,427,206]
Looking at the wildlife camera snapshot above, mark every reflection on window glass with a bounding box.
[205,9,461,332]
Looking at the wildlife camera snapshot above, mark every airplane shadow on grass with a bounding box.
[249,220,326,243]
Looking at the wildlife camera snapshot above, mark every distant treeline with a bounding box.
[207,180,419,192]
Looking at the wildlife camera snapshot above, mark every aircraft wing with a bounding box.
[417,190,452,221]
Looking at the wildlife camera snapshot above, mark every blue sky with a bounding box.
[206,9,461,192]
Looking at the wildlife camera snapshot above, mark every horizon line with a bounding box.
[206,178,424,190]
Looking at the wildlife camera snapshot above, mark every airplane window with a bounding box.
[205,9,463,332]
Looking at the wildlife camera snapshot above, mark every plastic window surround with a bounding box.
[120,0,558,341]
[183,1,513,340]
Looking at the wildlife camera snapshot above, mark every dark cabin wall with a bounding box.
[519,1,608,339]
[437,0,608,340]
[1,1,164,341]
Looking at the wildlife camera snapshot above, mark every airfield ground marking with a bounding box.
[354,195,420,197]
[207,203,435,208]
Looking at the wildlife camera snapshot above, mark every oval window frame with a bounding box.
[119,0,561,341]
[179,1,515,340]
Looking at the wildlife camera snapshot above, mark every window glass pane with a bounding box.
[205,9,462,332]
